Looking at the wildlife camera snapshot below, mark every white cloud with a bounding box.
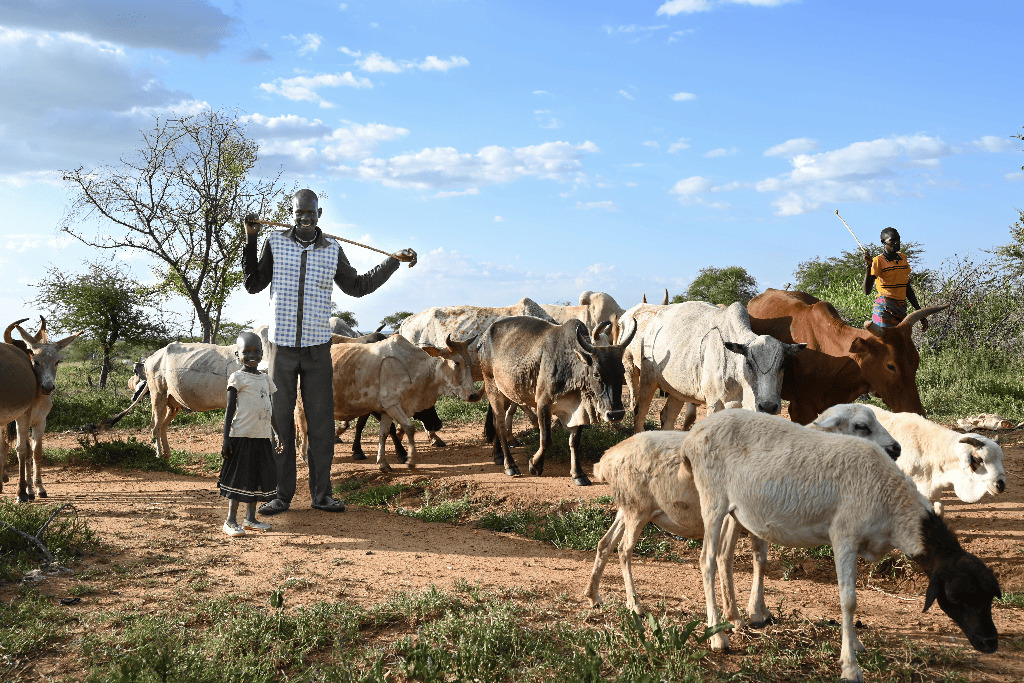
[357,52,469,74]
[643,141,660,150]
[670,176,714,195]
[671,91,696,102]
[243,115,410,167]
[658,0,796,16]
[533,90,549,96]
[435,188,480,199]
[258,72,373,107]
[1006,172,1024,182]
[668,138,691,154]
[618,89,635,101]
[0,0,236,55]
[974,135,1014,153]
[285,33,322,55]
[764,137,818,157]
[576,201,617,211]
[604,24,670,35]
[493,216,505,222]
[339,46,361,57]
[3,233,73,252]
[334,140,599,191]
[756,134,954,215]
[704,147,738,158]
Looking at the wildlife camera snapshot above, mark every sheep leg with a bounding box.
[717,514,745,627]
[616,509,648,614]
[568,426,590,486]
[834,542,865,683]
[376,415,393,473]
[699,502,732,652]
[746,535,773,627]
[585,509,626,608]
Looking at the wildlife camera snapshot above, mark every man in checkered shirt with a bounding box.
[243,190,416,515]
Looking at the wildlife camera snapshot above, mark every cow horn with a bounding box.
[375,323,386,333]
[899,303,950,329]
[642,293,647,303]
[592,320,612,343]
[862,320,884,337]
[34,316,48,343]
[4,318,29,345]
[575,321,595,353]
[15,323,40,349]
[445,333,456,350]
[616,317,637,349]
[662,288,669,306]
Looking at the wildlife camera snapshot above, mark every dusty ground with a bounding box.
[4,408,1024,681]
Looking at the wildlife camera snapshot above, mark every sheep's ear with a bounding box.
[814,414,844,431]
[923,575,942,613]
[575,349,594,366]
[959,435,986,450]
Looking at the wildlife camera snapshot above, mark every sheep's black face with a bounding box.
[924,553,1001,653]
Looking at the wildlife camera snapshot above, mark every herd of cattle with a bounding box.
[0,287,1012,680]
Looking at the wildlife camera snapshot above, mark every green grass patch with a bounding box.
[0,501,97,582]
[0,590,77,675]
[917,347,1024,423]
[401,493,473,524]
[477,499,681,559]
[997,591,1024,608]
[51,437,184,474]
[517,422,632,463]
[343,483,412,507]
[434,392,490,423]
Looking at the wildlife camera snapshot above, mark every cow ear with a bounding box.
[574,349,594,366]
[421,346,443,358]
[923,574,942,613]
[785,342,806,357]
[849,337,875,356]
[723,341,747,356]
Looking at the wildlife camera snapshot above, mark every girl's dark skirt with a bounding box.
[218,437,278,503]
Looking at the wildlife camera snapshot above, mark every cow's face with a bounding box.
[849,327,925,415]
[435,335,481,403]
[724,336,805,415]
[952,436,1007,502]
[574,319,636,423]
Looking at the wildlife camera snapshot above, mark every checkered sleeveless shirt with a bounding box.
[267,231,339,347]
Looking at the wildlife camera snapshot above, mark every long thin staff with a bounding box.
[250,219,414,265]
[834,210,867,254]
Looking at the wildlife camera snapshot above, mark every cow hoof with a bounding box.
[509,438,522,448]
[529,463,544,477]
[379,463,392,473]
[352,452,367,461]
[748,615,775,629]
[504,465,521,477]
[572,475,592,487]
[493,454,504,467]
[395,451,408,464]
[37,490,47,498]
[430,437,446,448]
[17,494,31,503]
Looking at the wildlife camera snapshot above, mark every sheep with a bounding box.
[866,405,1007,516]
[683,409,1001,683]
[584,403,900,625]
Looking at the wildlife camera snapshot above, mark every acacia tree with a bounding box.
[61,109,283,342]
[672,265,759,306]
[31,260,169,388]
[380,311,413,331]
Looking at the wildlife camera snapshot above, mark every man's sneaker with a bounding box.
[223,521,246,537]
[243,519,272,531]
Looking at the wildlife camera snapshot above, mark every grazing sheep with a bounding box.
[867,405,1007,515]
[585,404,899,623]
[683,409,1001,683]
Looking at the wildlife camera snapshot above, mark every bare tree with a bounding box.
[61,109,283,342]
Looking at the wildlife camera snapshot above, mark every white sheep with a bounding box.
[683,409,1001,683]
[585,403,900,625]
[866,405,1007,516]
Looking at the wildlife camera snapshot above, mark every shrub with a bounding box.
[0,501,97,582]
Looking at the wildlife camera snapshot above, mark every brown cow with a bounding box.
[747,289,947,424]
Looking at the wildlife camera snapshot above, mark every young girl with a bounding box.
[862,226,926,329]
[220,331,280,536]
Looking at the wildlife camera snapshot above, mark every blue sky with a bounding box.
[1,0,1021,334]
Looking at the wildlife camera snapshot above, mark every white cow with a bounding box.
[618,300,668,416]
[633,302,805,434]
[541,291,626,344]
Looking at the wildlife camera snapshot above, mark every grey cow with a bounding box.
[478,316,636,486]
[633,301,804,433]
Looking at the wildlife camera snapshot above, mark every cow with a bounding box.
[295,334,478,472]
[633,302,805,434]
[1,318,81,502]
[541,291,626,344]
[477,316,637,486]
[618,299,668,415]
[747,288,948,424]
[140,342,240,461]
[296,329,448,460]
[329,316,358,337]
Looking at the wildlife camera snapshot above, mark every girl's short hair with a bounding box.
[880,227,900,242]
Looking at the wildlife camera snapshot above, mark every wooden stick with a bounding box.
[834,210,868,254]
[250,219,414,264]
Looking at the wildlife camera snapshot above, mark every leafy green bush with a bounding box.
[59,438,182,473]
